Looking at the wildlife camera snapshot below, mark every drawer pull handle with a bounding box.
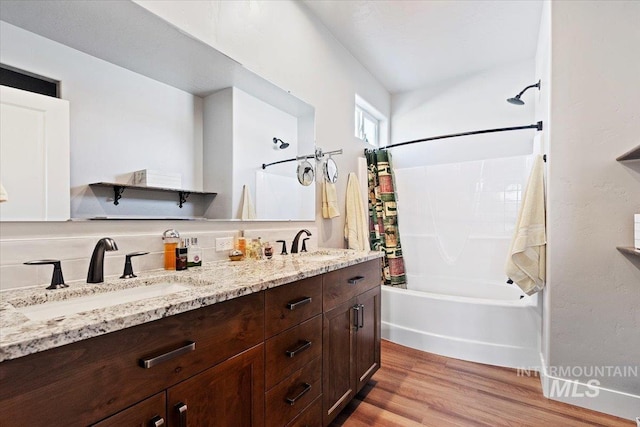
[285,382,312,406]
[348,276,365,285]
[353,305,361,330]
[285,340,312,358]
[359,303,365,328]
[175,402,187,427]
[287,296,312,310]
[139,341,195,368]
[149,416,165,427]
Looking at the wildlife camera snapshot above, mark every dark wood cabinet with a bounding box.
[0,258,381,427]
[92,392,166,427]
[0,293,264,426]
[322,298,357,425]
[321,259,381,426]
[355,286,381,393]
[167,344,264,427]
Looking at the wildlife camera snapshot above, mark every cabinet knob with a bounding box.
[175,402,187,427]
[149,415,165,427]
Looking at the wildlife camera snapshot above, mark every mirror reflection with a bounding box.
[0,1,315,221]
[323,157,339,184]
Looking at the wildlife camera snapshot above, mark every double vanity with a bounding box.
[0,250,382,426]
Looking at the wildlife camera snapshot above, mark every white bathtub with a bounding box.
[382,282,541,369]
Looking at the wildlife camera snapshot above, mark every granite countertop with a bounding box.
[0,249,382,362]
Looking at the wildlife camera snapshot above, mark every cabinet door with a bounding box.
[92,392,166,427]
[322,298,356,426]
[355,286,381,393]
[167,344,264,427]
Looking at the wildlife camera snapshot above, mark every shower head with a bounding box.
[507,96,525,105]
[273,137,290,149]
[507,80,540,105]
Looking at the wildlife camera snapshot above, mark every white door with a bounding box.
[0,85,70,221]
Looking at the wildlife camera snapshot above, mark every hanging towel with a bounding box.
[505,155,546,295]
[0,182,7,203]
[344,172,370,251]
[239,184,256,220]
[322,180,340,219]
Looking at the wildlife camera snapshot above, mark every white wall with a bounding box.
[0,22,204,219]
[135,0,391,247]
[534,0,552,379]
[543,0,640,418]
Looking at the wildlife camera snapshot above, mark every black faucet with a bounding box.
[87,238,118,283]
[291,229,312,254]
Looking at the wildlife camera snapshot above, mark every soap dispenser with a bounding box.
[162,229,180,270]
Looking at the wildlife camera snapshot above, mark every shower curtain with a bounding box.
[366,150,407,288]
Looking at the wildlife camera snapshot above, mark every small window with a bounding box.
[355,94,386,148]
[355,105,379,146]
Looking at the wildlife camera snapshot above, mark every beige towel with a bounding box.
[505,155,546,295]
[344,173,370,251]
[239,184,256,220]
[0,182,7,203]
[322,181,340,219]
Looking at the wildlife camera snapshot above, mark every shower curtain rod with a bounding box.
[367,121,543,153]
[262,148,343,170]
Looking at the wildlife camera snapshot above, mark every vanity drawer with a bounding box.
[323,259,381,311]
[0,292,264,427]
[265,356,322,427]
[265,276,322,338]
[265,314,322,389]
[286,396,322,427]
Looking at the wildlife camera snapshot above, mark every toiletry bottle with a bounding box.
[183,238,190,267]
[175,247,188,271]
[191,237,202,267]
[186,238,194,267]
[162,229,180,270]
[257,237,264,259]
[264,241,273,259]
[237,237,246,258]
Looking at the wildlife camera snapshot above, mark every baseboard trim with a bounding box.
[539,352,640,421]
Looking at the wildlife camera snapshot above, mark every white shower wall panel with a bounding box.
[395,154,533,288]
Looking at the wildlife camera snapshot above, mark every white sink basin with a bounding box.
[298,253,343,262]
[15,282,189,322]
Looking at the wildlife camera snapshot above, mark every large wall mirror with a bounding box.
[0,0,315,221]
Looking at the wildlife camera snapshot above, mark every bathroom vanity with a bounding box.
[0,251,382,426]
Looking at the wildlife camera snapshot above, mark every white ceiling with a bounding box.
[303,0,543,94]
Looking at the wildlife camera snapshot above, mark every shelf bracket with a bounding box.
[178,191,190,208]
[113,185,125,206]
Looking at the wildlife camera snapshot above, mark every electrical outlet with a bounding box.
[215,237,234,252]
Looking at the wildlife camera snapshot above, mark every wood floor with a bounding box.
[331,340,632,427]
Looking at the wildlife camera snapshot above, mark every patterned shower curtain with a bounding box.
[365,149,407,288]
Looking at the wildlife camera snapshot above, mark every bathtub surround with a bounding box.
[505,154,546,295]
[365,150,407,288]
